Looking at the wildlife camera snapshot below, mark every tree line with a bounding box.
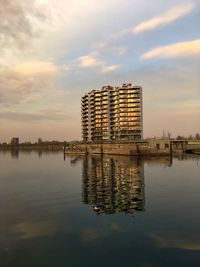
[176,133,200,140]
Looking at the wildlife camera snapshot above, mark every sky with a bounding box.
[0,0,199,142]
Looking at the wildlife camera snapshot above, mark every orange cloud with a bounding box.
[142,39,200,59]
[101,64,120,73]
[78,53,119,73]
[13,61,58,76]
[78,54,102,68]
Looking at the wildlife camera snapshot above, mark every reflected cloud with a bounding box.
[82,155,145,215]
[81,228,102,242]
[151,233,200,251]
[14,220,58,239]
[106,222,121,231]
[81,222,121,242]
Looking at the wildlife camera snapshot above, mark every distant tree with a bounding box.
[195,133,200,140]
[167,131,171,139]
[38,138,43,144]
[176,135,184,140]
[188,134,193,140]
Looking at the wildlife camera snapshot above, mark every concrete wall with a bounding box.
[65,140,171,156]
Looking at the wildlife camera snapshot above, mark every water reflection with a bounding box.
[0,148,62,159]
[10,148,19,159]
[0,151,199,267]
[82,155,145,215]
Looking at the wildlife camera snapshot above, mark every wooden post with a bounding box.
[63,146,66,161]
[101,144,103,155]
[136,143,139,156]
[169,141,172,165]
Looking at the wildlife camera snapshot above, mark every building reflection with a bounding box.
[82,155,145,215]
[10,147,19,158]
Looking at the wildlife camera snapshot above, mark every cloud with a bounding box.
[142,39,200,59]
[116,47,127,56]
[62,64,70,71]
[78,54,103,68]
[0,0,47,50]
[0,69,47,105]
[0,111,68,121]
[101,64,120,73]
[13,61,58,76]
[77,53,119,73]
[91,41,127,56]
[133,2,195,34]
[0,66,68,108]
[0,69,42,98]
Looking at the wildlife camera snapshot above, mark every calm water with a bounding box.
[0,150,200,267]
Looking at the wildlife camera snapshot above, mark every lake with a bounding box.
[0,150,200,267]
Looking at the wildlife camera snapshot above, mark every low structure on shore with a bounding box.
[64,139,200,156]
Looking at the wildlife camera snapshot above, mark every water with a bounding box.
[0,150,200,267]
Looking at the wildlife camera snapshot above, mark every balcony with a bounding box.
[94,102,101,107]
[82,119,89,123]
[82,106,89,110]
[119,127,141,131]
[81,112,88,117]
[92,133,103,137]
[82,108,88,112]
[81,96,89,101]
[110,107,118,111]
[119,90,140,95]
[119,99,140,103]
[82,123,89,128]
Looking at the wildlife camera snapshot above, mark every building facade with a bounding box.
[81,83,143,142]
[11,137,19,146]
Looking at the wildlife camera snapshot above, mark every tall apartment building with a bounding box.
[81,83,143,142]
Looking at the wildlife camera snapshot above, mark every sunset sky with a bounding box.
[0,0,199,142]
